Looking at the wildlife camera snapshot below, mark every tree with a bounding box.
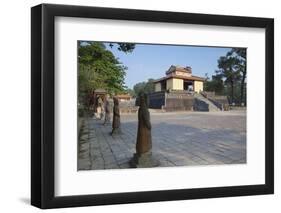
[125,88,136,97]
[227,48,246,105]
[204,74,224,95]
[78,41,135,106]
[144,79,155,93]
[216,56,241,104]
[133,79,155,96]
[133,82,147,96]
[109,43,135,53]
[81,41,135,54]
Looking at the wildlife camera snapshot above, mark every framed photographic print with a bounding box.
[31,3,274,209]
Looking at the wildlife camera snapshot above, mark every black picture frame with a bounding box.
[31,3,274,209]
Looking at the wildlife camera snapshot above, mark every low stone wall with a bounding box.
[147,91,166,109]
[210,96,230,111]
[164,97,194,111]
[119,106,138,114]
[165,91,194,111]
[148,91,194,111]
[193,98,209,111]
[229,106,247,111]
[109,99,138,114]
[201,91,215,98]
[201,91,229,111]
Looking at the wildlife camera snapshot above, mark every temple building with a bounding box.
[153,65,205,93]
[147,65,229,111]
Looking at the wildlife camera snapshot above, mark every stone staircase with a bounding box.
[193,93,221,112]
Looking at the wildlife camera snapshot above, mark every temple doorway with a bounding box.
[184,80,194,91]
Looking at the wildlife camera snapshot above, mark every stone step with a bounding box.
[194,93,221,112]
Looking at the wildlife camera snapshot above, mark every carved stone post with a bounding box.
[130,92,159,168]
[103,98,111,125]
[111,97,121,135]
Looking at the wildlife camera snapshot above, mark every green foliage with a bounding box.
[227,48,247,105]
[133,78,155,96]
[78,41,134,106]
[204,74,224,95]
[205,48,247,105]
[144,79,155,93]
[125,88,136,97]
[133,82,146,96]
[216,52,243,104]
[109,43,135,53]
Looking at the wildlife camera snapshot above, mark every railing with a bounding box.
[200,91,229,111]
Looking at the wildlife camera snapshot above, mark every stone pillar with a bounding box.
[130,93,159,168]
[111,97,121,135]
[103,98,111,125]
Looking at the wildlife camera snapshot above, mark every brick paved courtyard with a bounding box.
[78,110,246,170]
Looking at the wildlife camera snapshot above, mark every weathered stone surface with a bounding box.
[103,99,111,125]
[130,151,159,168]
[130,93,160,168]
[147,90,194,111]
[111,97,121,135]
[136,93,152,154]
[78,110,246,171]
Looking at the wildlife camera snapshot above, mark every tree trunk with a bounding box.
[231,81,234,105]
[240,73,246,106]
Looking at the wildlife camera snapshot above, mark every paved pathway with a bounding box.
[78,111,246,170]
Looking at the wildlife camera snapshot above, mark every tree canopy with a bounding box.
[205,48,247,105]
[227,48,247,105]
[204,73,224,95]
[78,41,135,105]
[133,79,155,96]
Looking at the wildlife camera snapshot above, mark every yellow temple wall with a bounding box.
[155,78,203,92]
[194,81,203,93]
[155,82,161,92]
[166,78,184,90]
[172,78,184,90]
[166,79,173,90]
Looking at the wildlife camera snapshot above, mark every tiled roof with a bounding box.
[154,74,205,83]
[166,65,192,75]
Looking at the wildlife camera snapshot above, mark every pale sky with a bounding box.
[104,42,232,89]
